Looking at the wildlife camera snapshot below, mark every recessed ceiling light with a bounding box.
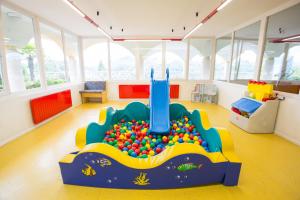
[196,12,199,17]
[97,11,100,16]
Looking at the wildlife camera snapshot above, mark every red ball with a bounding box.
[179,133,184,138]
[156,148,162,153]
[135,149,140,155]
[132,147,136,151]
[119,144,124,150]
[142,150,148,155]
[132,143,138,148]
[127,145,132,149]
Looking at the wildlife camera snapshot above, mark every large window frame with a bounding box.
[0,1,83,96]
[214,2,300,95]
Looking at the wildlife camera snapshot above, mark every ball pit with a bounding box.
[102,116,209,158]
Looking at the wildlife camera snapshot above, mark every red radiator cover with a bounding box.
[30,90,72,124]
[119,84,179,99]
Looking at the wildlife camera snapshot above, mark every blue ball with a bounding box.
[178,138,183,143]
[123,147,128,151]
[134,140,140,144]
[202,141,207,147]
[131,152,137,157]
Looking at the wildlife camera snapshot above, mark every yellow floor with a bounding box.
[1,101,300,200]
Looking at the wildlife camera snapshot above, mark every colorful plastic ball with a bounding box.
[156,147,162,153]
[148,150,155,156]
[131,152,137,157]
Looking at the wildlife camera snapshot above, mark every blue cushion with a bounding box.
[232,98,262,113]
[84,81,106,90]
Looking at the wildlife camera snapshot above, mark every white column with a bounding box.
[255,17,268,81]
[209,38,216,81]
[226,32,235,82]
[61,30,70,82]
[107,39,111,80]
[0,6,11,94]
[185,39,190,80]
[78,37,85,82]
[162,41,166,79]
[33,16,47,89]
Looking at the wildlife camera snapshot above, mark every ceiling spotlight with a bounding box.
[172,29,174,32]
[121,28,124,32]
[183,26,186,30]
[196,12,199,17]
[110,26,112,30]
[97,11,100,16]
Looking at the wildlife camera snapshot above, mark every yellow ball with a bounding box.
[123,151,128,155]
[149,150,155,156]
[169,141,174,145]
[144,136,149,140]
[152,139,156,143]
[183,137,189,142]
[146,144,150,149]
[172,137,178,142]
[179,122,183,126]
[119,135,125,140]
[184,133,189,138]
[194,141,200,145]
[193,136,198,141]
[185,124,190,128]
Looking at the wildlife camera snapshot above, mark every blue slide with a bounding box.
[149,68,170,134]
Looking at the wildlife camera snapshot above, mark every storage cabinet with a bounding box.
[230,97,279,133]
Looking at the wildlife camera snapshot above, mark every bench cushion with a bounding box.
[84,81,106,90]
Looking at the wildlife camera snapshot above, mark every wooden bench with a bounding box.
[79,81,107,103]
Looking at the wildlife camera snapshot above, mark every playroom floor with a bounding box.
[0,101,300,200]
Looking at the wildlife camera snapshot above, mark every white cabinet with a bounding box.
[230,98,279,133]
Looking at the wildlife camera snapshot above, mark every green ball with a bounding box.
[150,142,155,148]
[128,149,134,154]
[141,154,148,158]
[108,141,114,145]
[111,133,116,138]
[130,135,136,140]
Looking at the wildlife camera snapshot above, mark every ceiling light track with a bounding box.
[63,0,113,40]
[183,0,234,39]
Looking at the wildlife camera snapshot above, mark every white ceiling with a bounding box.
[6,0,291,38]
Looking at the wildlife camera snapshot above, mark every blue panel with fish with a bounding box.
[59,152,241,189]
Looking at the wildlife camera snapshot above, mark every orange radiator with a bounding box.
[30,90,72,124]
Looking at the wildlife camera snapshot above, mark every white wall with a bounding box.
[0,83,84,146]
[214,80,300,145]
[107,80,212,101]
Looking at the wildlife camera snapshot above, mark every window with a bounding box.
[189,39,211,80]
[165,41,186,79]
[40,23,67,86]
[140,42,162,79]
[261,3,300,83]
[83,39,108,81]
[214,34,232,81]
[2,6,41,92]
[110,42,136,80]
[230,21,260,83]
[64,32,81,83]
[0,51,4,91]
